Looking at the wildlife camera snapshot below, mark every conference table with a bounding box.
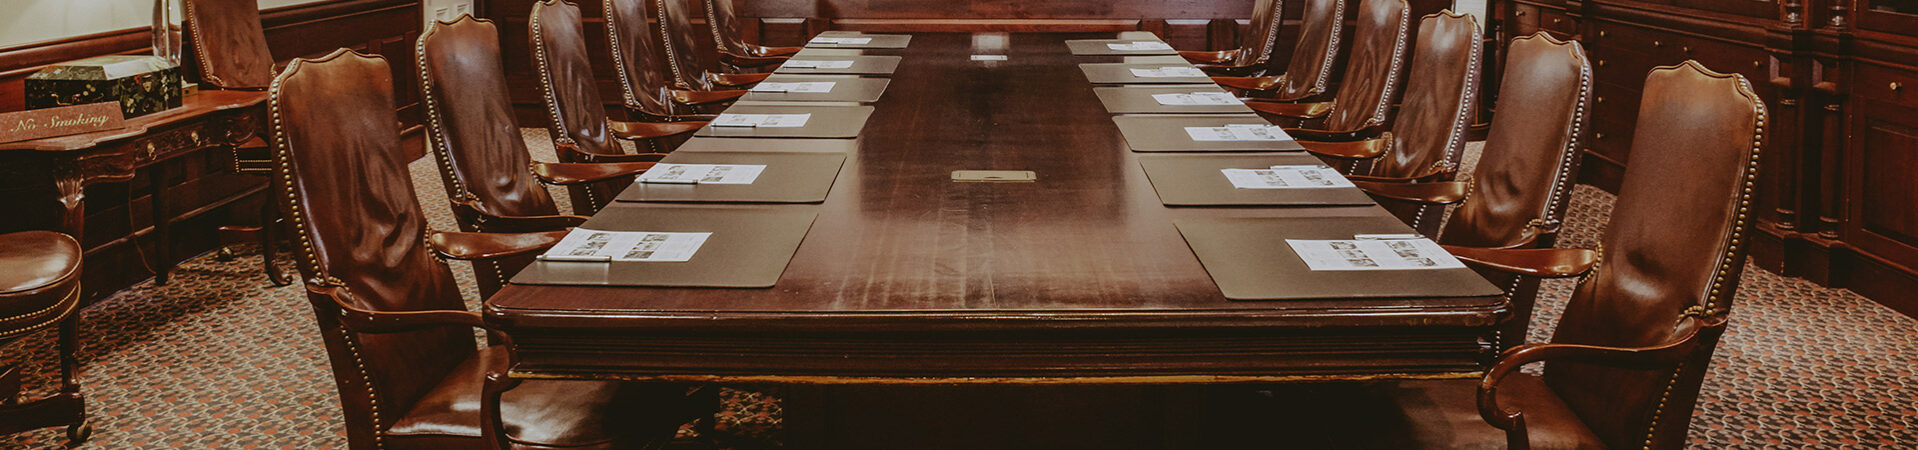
[486,32,1507,447]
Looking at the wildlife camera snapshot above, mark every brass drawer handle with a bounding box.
[1516,10,1527,16]
[1653,40,1664,47]
[1893,82,1904,92]
[1552,18,1562,24]
[1598,59,1607,67]
[1597,96,1606,104]
[1595,132,1606,140]
[1599,30,1607,37]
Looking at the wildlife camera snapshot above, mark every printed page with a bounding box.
[751,82,836,93]
[637,164,768,185]
[1184,124,1291,141]
[784,60,855,69]
[1129,66,1205,78]
[542,229,712,263]
[1107,41,1173,51]
[1152,92,1241,106]
[710,113,812,128]
[1285,238,1467,271]
[1220,165,1352,189]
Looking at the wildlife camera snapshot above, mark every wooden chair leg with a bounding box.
[0,316,90,444]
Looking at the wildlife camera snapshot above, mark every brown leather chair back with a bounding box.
[701,0,749,57]
[531,0,624,158]
[1543,61,1764,449]
[1266,0,1344,101]
[269,49,475,449]
[1370,11,1480,182]
[183,0,277,89]
[654,0,715,91]
[1237,0,1286,67]
[418,16,563,224]
[1439,32,1590,350]
[1320,0,1411,133]
[603,0,685,118]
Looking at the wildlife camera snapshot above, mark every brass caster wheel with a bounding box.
[65,418,92,446]
[215,247,238,261]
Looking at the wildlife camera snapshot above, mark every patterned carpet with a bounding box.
[1,135,1913,448]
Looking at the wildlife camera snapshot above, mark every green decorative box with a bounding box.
[26,55,183,119]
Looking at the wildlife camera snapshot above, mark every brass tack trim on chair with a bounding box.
[414,18,476,205]
[601,0,646,112]
[702,0,728,56]
[1311,0,1347,96]
[1254,0,1286,65]
[1370,6,1413,127]
[183,1,227,88]
[655,0,690,89]
[1540,34,1592,231]
[0,283,80,340]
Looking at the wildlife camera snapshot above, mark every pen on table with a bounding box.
[537,254,614,262]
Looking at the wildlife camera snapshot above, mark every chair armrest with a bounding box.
[532,161,656,185]
[607,120,705,141]
[1179,49,1240,64]
[450,200,589,233]
[720,51,790,67]
[1353,180,1468,205]
[750,44,803,57]
[1343,164,1456,183]
[427,229,570,261]
[554,139,668,164]
[1213,75,1281,92]
[1248,101,1334,119]
[1478,317,1721,431]
[707,72,771,87]
[1441,246,1599,278]
[1197,63,1264,77]
[671,89,748,106]
[1284,123,1390,143]
[1298,138,1388,160]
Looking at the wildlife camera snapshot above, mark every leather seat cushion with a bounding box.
[0,231,83,334]
[1263,376,1606,449]
[385,346,701,449]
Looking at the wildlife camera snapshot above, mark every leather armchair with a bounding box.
[1359,33,1593,349]
[418,16,662,297]
[1263,60,1766,450]
[652,0,773,90]
[270,48,708,449]
[595,0,745,122]
[183,0,291,286]
[699,0,801,72]
[1290,10,1480,236]
[0,231,91,444]
[1208,0,1344,99]
[1247,0,1412,145]
[533,0,705,214]
[1179,0,1285,76]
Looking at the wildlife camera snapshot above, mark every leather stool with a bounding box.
[0,231,91,444]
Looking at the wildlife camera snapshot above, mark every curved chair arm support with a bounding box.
[532,161,657,185]
[1285,123,1390,143]
[607,120,705,141]
[749,44,802,57]
[707,72,772,87]
[671,89,748,106]
[449,200,589,233]
[1247,100,1334,119]
[1299,138,1388,160]
[1197,63,1265,77]
[302,283,519,450]
[1353,180,1468,205]
[427,229,570,261]
[1342,165,1457,183]
[1477,317,1721,435]
[719,51,789,68]
[555,140,668,164]
[1442,246,1599,278]
[1180,49,1239,64]
[1213,75,1282,92]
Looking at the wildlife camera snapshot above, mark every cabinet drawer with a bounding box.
[1508,4,1541,37]
[1588,21,1677,58]
[1539,9,1577,36]
[1855,63,1918,111]
[1592,81,1642,129]
[1591,47,1661,89]
[1678,38,1767,83]
[1586,116,1636,164]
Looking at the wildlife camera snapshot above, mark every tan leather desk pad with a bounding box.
[805,34,912,49]
[1079,63,1211,84]
[773,55,903,76]
[1138,154,1375,206]
[1114,114,1307,152]
[615,151,847,203]
[1123,55,1191,64]
[1175,216,1506,300]
[695,105,873,139]
[510,204,818,288]
[742,75,891,103]
[1093,85,1254,114]
[674,137,860,153]
[1066,39,1178,56]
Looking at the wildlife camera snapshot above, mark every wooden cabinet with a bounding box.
[1493,0,1918,315]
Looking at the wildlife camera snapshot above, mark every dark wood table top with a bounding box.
[486,33,1507,383]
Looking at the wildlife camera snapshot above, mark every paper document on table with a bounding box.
[1220,165,1354,189]
[783,60,855,69]
[1129,66,1205,78]
[750,82,835,93]
[1152,92,1241,105]
[1107,41,1173,51]
[540,229,712,263]
[1184,124,1292,141]
[636,163,767,184]
[1285,238,1467,271]
[810,37,872,45]
[710,113,812,128]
